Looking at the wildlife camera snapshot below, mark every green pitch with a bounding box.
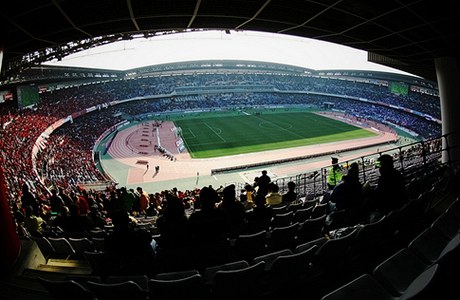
[174,111,376,158]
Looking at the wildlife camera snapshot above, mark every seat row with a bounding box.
[320,194,460,299]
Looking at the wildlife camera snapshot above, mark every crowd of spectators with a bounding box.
[0,68,443,241]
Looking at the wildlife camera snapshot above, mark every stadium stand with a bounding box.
[1,62,459,300]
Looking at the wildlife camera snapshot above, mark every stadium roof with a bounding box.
[1,0,460,82]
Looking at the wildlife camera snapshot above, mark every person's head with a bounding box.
[222,184,236,202]
[254,193,266,207]
[268,182,279,193]
[377,154,394,174]
[164,192,185,218]
[111,209,130,228]
[262,170,267,176]
[347,162,359,179]
[199,186,219,209]
[331,157,339,165]
[287,181,296,191]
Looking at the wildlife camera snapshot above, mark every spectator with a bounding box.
[329,162,366,225]
[188,186,230,244]
[256,170,271,197]
[21,184,39,217]
[266,182,282,207]
[156,192,191,249]
[245,193,275,233]
[217,184,247,238]
[282,181,297,204]
[23,205,44,237]
[371,154,409,218]
[327,157,344,190]
[49,188,65,213]
[104,209,156,274]
[136,187,150,215]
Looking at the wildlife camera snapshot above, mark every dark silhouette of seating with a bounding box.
[231,230,268,262]
[86,280,147,300]
[38,277,96,300]
[320,264,440,300]
[296,214,326,244]
[148,273,205,300]
[266,222,299,252]
[209,261,266,300]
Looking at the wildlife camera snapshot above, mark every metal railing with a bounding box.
[272,130,460,199]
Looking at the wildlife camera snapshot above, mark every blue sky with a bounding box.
[44,30,414,76]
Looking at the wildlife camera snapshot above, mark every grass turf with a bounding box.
[174,111,376,158]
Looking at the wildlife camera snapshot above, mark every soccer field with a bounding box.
[174,111,376,158]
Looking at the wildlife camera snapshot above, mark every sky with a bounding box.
[44,30,415,76]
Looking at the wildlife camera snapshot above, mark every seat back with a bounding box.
[268,245,317,286]
[148,273,205,300]
[267,222,299,251]
[86,281,146,300]
[211,261,266,299]
[69,237,96,257]
[203,260,250,285]
[372,248,429,296]
[270,211,293,228]
[310,202,329,219]
[106,275,149,291]
[232,230,267,261]
[292,206,313,223]
[38,277,96,300]
[297,214,326,243]
[253,249,292,270]
[48,237,76,259]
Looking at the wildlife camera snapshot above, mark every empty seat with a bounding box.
[47,237,76,259]
[106,275,149,291]
[407,227,452,265]
[86,280,147,300]
[265,245,318,296]
[321,264,439,300]
[148,273,205,300]
[266,222,299,251]
[203,260,250,285]
[372,248,429,296]
[210,261,266,300]
[68,237,96,258]
[310,202,329,219]
[430,210,460,240]
[38,277,96,300]
[297,214,326,243]
[292,206,313,223]
[253,248,293,271]
[231,230,268,261]
[270,211,293,228]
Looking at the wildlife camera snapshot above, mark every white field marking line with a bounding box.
[255,116,304,139]
[187,128,197,138]
[203,122,226,142]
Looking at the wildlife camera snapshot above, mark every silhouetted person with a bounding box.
[245,193,275,233]
[372,154,409,216]
[329,162,366,225]
[218,184,247,238]
[188,186,231,244]
[257,170,271,197]
[156,192,191,249]
[49,188,65,213]
[21,184,39,217]
[282,181,297,204]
